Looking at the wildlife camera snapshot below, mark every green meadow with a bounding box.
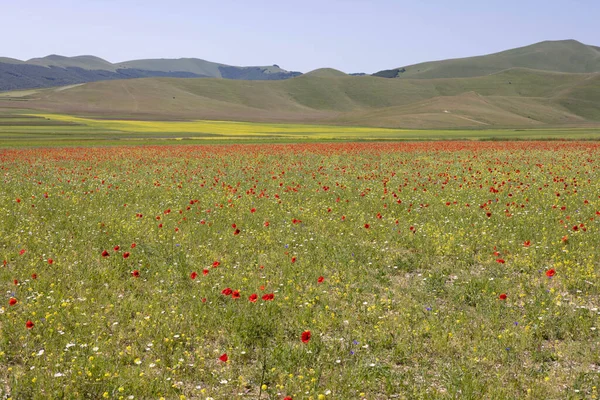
[1,111,600,147]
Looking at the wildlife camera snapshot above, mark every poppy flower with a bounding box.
[9,297,17,306]
[291,257,297,263]
[201,298,207,303]
[496,259,505,264]
[562,235,569,243]
[250,208,256,213]
[26,320,34,329]
[262,293,274,301]
[131,243,136,249]
[13,279,18,285]
[499,293,507,300]
[233,229,240,235]
[317,276,324,283]
[301,330,311,343]
[19,249,26,255]
[101,250,110,257]
[123,252,130,259]
[219,353,228,362]
[249,293,258,302]
[48,258,53,265]
[158,223,163,228]
[284,397,293,400]
[202,269,209,276]
[545,269,556,277]
[131,270,140,278]
[232,290,241,299]
[114,245,120,252]
[264,221,270,227]
[222,288,233,296]
[212,261,220,268]
[523,241,531,247]
[31,273,37,280]
[486,212,492,218]
[364,224,370,229]
[190,271,198,280]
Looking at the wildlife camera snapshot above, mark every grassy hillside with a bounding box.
[1,68,598,129]
[374,40,600,79]
[0,55,301,91]
[26,55,118,71]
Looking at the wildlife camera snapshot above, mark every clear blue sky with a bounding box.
[4,0,599,73]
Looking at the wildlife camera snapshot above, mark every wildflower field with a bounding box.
[1,141,600,399]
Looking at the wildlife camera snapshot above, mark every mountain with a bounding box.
[3,67,598,129]
[374,40,600,79]
[0,55,301,91]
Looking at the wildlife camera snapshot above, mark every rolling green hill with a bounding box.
[2,67,598,129]
[374,40,600,79]
[0,55,301,91]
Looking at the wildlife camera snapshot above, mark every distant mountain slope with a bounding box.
[0,55,301,91]
[374,40,600,79]
[2,68,598,129]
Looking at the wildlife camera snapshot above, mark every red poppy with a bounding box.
[13,279,18,285]
[284,397,293,400]
[212,261,220,268]
[317,276,324,283]
[233,229,240,235]
[26,320,34,329]
[101,250,110,257]
[19,249,26,255]
[202,269,209,276]
[259,285,265,291]
[562,235,569,243]
[499,293,507,300]
[291,257,296,263]
[201,297,207,303]
[123,252,130,259]
[264,221,270,227]
[47,258,53,264]
[190,271,198,280]
[364,224,370,229]
[131,270,140,278]
[496,259,505,264]
[131,243,137,249]
[486,212,492,218]
[250,208,256,213]
[545,269,556,277]
[158,223,163,228]
[222,287,233,296]
[232,290,241,299]
[262,293,274,301]
[31,273,37,280]
[219,353,228,362]
[301,330,311,343]
[9,297,17,306]
[523,241,531,247]
[114,245,120,251]
[249,293,258,302]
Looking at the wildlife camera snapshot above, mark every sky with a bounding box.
[4,0,599,73]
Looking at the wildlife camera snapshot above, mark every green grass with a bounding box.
[0,111,600,147]
[1,66,598,130]
[1,142,600,399]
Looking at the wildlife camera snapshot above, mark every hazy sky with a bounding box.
[4,0,599,73]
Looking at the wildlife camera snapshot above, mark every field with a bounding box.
[1,141,600,399]
[1,111,600,147]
